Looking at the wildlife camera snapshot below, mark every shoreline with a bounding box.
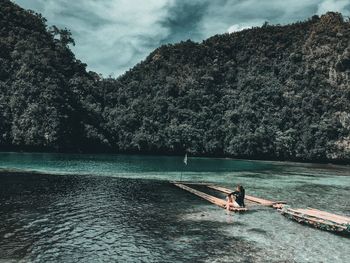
[0,150,349,168]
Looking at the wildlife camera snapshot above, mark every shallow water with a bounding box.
[0,153,349,262]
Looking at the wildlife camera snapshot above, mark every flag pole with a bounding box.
[181,153,187,182]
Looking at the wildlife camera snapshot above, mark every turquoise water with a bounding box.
[0,152,349,262]
[0,152,273,176]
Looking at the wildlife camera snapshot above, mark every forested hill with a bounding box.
[0,0,105,151]
[1,1,350,162]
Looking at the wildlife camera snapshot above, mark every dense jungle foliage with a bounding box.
[1,0,350,162]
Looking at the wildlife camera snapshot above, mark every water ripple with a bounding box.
[0,167,349,262]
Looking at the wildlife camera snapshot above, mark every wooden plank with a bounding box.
[170,181,211,186]
[293,208,350,225]
[173,183,247,212]
[207,185,286,207]
[280,208,348,231]
[286,208,349,225]
[307,208,350,222]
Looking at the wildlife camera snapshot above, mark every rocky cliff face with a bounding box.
[0,0,349,162]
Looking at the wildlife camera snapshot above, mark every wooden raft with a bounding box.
[172,182,349,235]
[173,183,247,212]
[280,207,350,235]
[207,185,286,208]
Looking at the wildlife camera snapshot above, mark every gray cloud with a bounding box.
[160,0,208,44]
[12,0,350,77]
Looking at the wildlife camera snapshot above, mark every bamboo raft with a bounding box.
[279,207,350,235]
[206,185,286,209]
[173,183,247,212]
[173,182,350,236]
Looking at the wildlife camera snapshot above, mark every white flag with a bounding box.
[184,153,188,165]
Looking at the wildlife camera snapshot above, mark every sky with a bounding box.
[13,0,350,77]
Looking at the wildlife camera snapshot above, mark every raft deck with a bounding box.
[280,207,350,235]
[173,183,247,212]
[173,182,350,235]
[206,185,286,208]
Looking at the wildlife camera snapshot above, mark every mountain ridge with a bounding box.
[1,0,350,162]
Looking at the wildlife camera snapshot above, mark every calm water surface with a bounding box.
[0,153,349,262]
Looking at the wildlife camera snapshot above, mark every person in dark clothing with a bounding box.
[226,185,245,210]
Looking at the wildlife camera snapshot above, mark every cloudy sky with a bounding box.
[13,0,350,77]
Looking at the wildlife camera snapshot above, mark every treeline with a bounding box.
[0,0,350,162]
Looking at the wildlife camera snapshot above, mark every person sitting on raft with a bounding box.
[226,185,245,210]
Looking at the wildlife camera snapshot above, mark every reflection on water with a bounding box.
[0,153,349,262]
